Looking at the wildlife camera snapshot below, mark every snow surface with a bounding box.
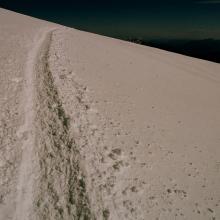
[0,8,220,220]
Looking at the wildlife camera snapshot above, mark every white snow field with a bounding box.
[0,8,220,220]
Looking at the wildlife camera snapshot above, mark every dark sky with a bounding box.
[0,0,220,39]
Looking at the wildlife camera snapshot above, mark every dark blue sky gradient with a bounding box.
[0,0,219,39]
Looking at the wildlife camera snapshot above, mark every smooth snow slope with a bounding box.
[0,8,220,220]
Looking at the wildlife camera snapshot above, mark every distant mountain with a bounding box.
[125,38,220,63]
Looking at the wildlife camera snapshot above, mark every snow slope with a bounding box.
[0,8,220,220]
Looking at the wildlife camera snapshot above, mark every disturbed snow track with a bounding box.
[15,29,93,220]
[14,27,160,220]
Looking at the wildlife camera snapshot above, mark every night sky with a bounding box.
[0,0,220,40]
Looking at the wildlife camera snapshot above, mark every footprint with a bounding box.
[10,77,22,83]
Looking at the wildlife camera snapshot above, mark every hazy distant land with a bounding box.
[124,38,220,63]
